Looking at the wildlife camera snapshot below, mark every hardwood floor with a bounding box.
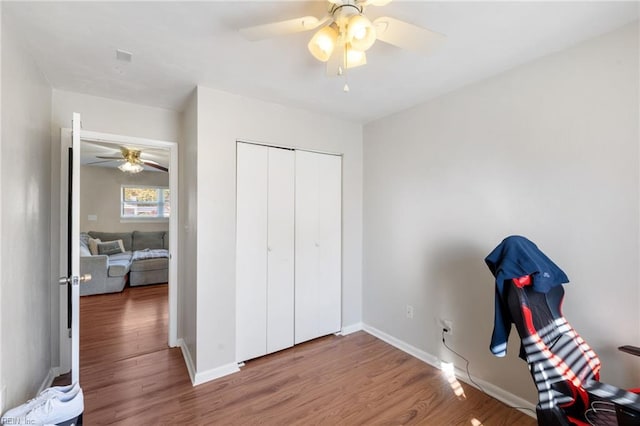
[78,285,536,425]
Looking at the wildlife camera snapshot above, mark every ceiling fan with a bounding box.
[93,147,168,174]
[239,0,446,88]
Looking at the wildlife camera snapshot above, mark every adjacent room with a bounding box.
[79,140,171,297]
[1,1,639,425]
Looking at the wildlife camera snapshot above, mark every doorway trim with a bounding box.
[58,128,179,373]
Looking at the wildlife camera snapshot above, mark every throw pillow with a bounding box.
[88,238,101,255]
[97,239,125,256]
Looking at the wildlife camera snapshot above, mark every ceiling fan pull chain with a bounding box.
[343,45,350,92]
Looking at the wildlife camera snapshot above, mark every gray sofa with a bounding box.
[79,230,169,296]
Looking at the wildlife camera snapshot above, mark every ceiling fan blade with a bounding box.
[96,156,124,160]
[142,160,169,172]
[87,160,115,165]
[373,16,446,55]
[240,16,323,41]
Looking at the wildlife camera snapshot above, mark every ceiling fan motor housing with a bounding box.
[330,1,363,19]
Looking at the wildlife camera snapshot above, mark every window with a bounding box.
[121,185,170,220]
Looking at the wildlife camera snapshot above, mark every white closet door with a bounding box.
[236,143,269,361]
[295,150,342,344]
[266,148,295,353]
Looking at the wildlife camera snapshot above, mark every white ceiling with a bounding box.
[3,1,639,124]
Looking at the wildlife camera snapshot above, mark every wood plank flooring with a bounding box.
[78,284,536,425]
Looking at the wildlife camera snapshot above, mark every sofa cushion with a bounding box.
[130,268,168,286]
[89,231,133,251]
[132,231,166,251]
[130,257,169,272]
[107,252,132,277]
[97,240,125,255]
[109,252,132,262]
[108,261,131,277]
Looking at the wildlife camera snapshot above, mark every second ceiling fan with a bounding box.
[95,147,168,174]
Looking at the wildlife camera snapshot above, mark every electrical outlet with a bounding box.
[441,319,453,335]
[406,305,414,319]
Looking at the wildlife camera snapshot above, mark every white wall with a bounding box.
[363,22,640,404]
[49,90,181,367]
[193,86,363,376]
[179,90,198,367]
[1,18,53,409]
[80,165,169,233]
[51,90,181,142]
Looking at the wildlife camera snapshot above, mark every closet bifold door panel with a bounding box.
[266,147,295,354]
[236,143,269,362]
[294,150,342,345]
[236,143,295,362]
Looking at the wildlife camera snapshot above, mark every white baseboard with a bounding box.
[363,324,441,367]
[338,322,363,336]
[0,385,6,415]
[462,370,536,418]
[37,368,58,395]
[177,338,197,386]
[177,339,240,387]
[362,324,536,419]
[193,363,240,386]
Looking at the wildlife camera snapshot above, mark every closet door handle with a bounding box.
[267,246,272,252]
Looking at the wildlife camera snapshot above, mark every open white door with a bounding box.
[59,113,85,384]
[70,113,83,384]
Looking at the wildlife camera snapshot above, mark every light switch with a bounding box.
[88,214,98,222]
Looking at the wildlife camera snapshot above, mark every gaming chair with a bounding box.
[485,236,640,426]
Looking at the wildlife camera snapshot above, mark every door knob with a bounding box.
[59,274,92,285]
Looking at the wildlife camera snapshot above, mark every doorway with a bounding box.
[58,127,179,378]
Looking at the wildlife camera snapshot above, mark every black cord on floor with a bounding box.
[441,329,486,392]
[440,329,536,415]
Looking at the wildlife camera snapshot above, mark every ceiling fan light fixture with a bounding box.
[308,25,338,62]
[118,161,144,174]
[346,14,376,51]
[239,0,447,91]
[345,45,367,68]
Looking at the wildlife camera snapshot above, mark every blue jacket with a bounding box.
[484,235,569,357]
